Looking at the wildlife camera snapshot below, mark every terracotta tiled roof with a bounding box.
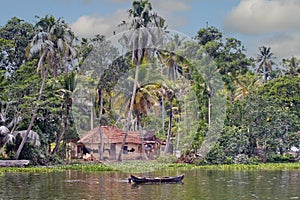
[78,126,142,144]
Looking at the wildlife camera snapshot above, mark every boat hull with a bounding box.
[130,174,184,183]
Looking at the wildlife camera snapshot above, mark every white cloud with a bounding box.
[256,32,300,59]
[224,0,300,35]
[71,10,128,38]
[246,31,300,61]
[71,0,191,38]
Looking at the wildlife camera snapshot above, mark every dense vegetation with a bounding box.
[0,0,299,166]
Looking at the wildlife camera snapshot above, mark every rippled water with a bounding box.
[1,169,300,199]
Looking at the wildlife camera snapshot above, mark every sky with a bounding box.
[1,0,300,60]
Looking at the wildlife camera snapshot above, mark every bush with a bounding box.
[267,154,295,163]
[205,143,227,164]
[19,144,48,166]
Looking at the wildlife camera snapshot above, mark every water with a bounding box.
[1,169,300,199]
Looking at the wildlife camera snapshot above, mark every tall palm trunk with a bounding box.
[176,112,180,150]
[208,94,211,127]
[161,95,165,134]
[15,68,48,160]
[118,49,140,161]
[98,88,104,160]
[90,93,94,130]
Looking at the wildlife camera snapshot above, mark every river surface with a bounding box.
[1,169,300,200]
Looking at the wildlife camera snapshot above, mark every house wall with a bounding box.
[115,143,142,160]
[80,143,142,160]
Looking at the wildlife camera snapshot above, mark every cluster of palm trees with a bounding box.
[115,0,176,160]
[10,0,296,162]
[74,0,196,161]
[14,15,78,159]
[233,46,300,101]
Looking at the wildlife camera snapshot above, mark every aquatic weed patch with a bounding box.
[61,164,114,172]
[2,162,300,174]
[196,163,300,171]
[0,163,115,173]
[106,161,195,173]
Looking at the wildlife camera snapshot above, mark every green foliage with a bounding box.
[282,57,300,76]
[205,142,228,164]
[0,5,299,165]
[220,126,250,157]
[258,75,300,112]
[203,78,300,165]
[267,154,295,163]
[18,143,47,166]
[0,17,34,71]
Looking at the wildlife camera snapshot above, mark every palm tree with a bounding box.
[256,46,276,82]
[156,35,190,80]
[113,64,161,160]
[52,71,76,155]
[117,0,166,161]
[0,124,40,157]
[282,57,300,76]
[15,16,77,159]
[234,72,262,101]
[163,85,175,156]
[114,80,160,130]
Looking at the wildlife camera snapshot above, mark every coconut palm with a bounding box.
[282,57,300,76]
[52,71,76,154]
[116,82,161,129]
[256,46,276,82]
[162,84,175,156]
[156,35,190,80]
[117,0,166,161]
[15,15,77,159]
[113,64,161,130]
[234,72,262,101]
[157,50,183,80]
[0,125,40,157]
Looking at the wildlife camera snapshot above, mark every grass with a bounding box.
[1,161,300,174]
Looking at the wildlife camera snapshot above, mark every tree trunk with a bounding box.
[208,95,211,127]
[90,93,94,130]
[164,97,173,156]
[98,88,104,160]
[52,98,70,155]
[161,96,165,134]
[14,68,48,160]
[176,115,180,151]
[118,49,140,161]
[0,160,30,167]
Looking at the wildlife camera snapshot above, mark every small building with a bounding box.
[77,126,143,160]
[76,126,172,161]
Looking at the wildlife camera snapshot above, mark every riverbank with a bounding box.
[2,160,300,174]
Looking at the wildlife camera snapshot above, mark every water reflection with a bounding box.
[0,169,300,199]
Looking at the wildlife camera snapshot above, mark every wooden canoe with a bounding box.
[129,174,184,183]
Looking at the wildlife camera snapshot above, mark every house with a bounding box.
[143,130,169,159]
[76,126,171,161]
[77,126,143,160]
